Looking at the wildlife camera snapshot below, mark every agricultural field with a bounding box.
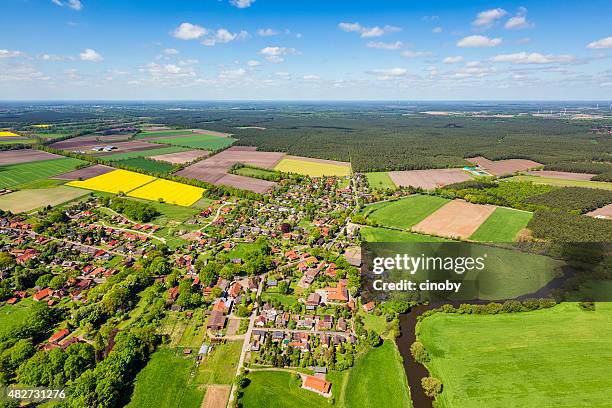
[467,157,543,176]
[359,226,449,243]
[153,134,236,151]
[103,146,190,161]
[127,179,204,206]
[388,169,472,190]
[469,207,533,242]
[0,149,64,166]
[0,158,86,188]
[275,157,351,177]
[507,175,612,191]
[418,303,612,408]
[136,130,197,138]
[0,131,20,137]
[365,172,396,190]
[413,201,495,240]
[363,195,450,230]
[149,149,209,164]
[113,157,176,174]
[67,169,156,194]
[0,186,89,213]
[234,166,280,180]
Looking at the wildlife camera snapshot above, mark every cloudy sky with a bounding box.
[1,0,611,100]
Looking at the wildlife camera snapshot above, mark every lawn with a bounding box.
[194,340,243,385]
[0,158,86,188]
[126,348,203,408]
[113,157,176,174]
[261,292,299,307]
[274,158,351,177]
[418,303,612,408]
[240,371,329,408]
[0,186,89,213]
[469,207,533,242]
[360,226,450,243]
[365,172,396,190]
[226,242,265,259]
[0,299,33,338]
[103,146,190,161]
[365,195,450,230]
[153,134,236,151]
[507,175,612,191]
[344,341,412,408]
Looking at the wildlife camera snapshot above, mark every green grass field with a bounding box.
[103,146,190,161]
[136,130,197,138]
[0,158,86,188]
[469,207,533,242]
[364,195,450,230]
[360,226,450,242]
[0,186,89,213]
[365,172,396,190]
[240,371,329,408]
[126,348,202,408]
[344,341,412,408]
[0,138,36,145]
[507,175,612,191]
[0,300,33,337]
[154,134,236,151]
[194,340,243,385]
[234,167,279,179]
[113,157,176,174]
[418,303,612,408]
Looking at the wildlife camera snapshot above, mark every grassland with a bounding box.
[113,157,176,174]
[360,226,450,243]
[103,146,190,161]
[365,172,396,190]
[274,158,351,177]
[136,130,196,138]
[154,134,236,151]
[0,186,89,213]
[507,175,612,190]
[67,169,156,194]
[126,349,202,408]
[344,341,412,408]
[234,166,279,179]
[128,179,204,206]
[418,303,612,408]
[194,340,242,385]
[0,158,86,188]
[240,371,329,408]
[469,207,533,242]
[0,299,33,337]
[364,195,450,230]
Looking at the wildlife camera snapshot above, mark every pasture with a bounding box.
[127,179,204,206]
[0,158,86,188]
[67,169,156,194]
[0,186,89,213]
[103,146,190,161]
[234,166,279,180]
[359,226,449,243]
[153,134,236,151]
[469,207,533,242]
[418,303,612,408]
[194,340,242,385]
[363,195,450,230]
[239,371,328,408]
[365,172,396,190]
[274,157,351,177]
[113,157,176,174]
[136,130,197,138]
[506,175,612,190]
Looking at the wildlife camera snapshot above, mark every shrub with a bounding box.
[421,376,443,398]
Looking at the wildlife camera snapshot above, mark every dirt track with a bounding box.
[412,200,496,239]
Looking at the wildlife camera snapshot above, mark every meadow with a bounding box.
[0,158,86,188]
[274,158,351,177]
[359,226,449,243]
[0,186,89,213]
[468,207,533,242]
[239,371,329,408]
[363,195,450,230]
[103,146,190,161]
[507,175,612,191]
[113,157,176,174]
[128,179,204,206]
[365,172,396,190]
[418,303,612,408]
[234,166,280,181]
[67,169,156,194]
[0,300,33,338]
[136,130,197,138]
[153,134,236,151]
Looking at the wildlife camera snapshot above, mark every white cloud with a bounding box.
[140,62,196,78]
[257,28,278,37]
[0,50,24,58]
[303,75,320,80]
[51,0,82,10]
[443,56,463,64]
[366,41,403,50]
[39,53,68,61]
[457,35,502,48]
[400,50,432,58]
[259,46,299,63]
[587,37,612,49]
[79,48,103,62]
[473,8,507,28]
[338,22,401,38]
[247,59,261,67]
[432,27,443,33]
[201,29,248,46]
[366,67,408,80]
[0,63,50,82]
[162,48,179,55]
[505,7,533,29]
[219,68,246,79]
[492,52,575,64]
[230,0,255,8]
[172,23,208,40]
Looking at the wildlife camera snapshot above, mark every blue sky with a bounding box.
[1,0,611,100]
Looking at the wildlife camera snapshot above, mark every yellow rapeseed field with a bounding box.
[274,158,351,177]
[127,179,204,206]
[0,131,20,137]
[67,169,156,194]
